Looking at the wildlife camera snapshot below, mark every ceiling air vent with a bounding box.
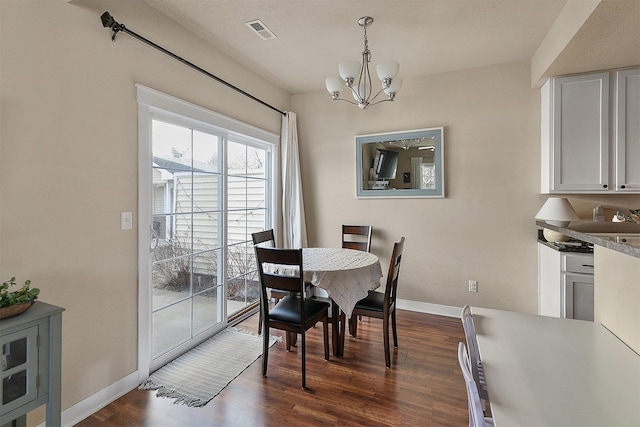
[245,19,277,40]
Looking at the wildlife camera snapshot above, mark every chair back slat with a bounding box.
[252,229,275,247]
[461,305,485,395]
[255,247,304,295]
[458,342,489,427]
[342,225,373,253]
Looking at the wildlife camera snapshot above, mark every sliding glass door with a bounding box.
[137,86,277,373]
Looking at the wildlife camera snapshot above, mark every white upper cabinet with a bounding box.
[541,68,640,194]
[615,68,640,192]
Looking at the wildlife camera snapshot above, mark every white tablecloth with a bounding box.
[302,248,383,318]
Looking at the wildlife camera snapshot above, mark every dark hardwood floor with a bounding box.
[76,310,469,426]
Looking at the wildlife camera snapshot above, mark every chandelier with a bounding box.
[388,137,435,150]
[325,17,402,109]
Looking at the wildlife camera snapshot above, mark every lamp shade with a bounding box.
[535,197,580,227]
[384,77,403,95]
[339,61,361,80]
[325,77,343,94]
[376,61,399,80]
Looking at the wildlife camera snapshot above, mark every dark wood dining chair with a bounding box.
[342,225,373,252]
[255,246,330,389]
[349,236,405,369]
[251,230,288,335]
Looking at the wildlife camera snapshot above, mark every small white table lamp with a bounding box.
[535,197,580,242]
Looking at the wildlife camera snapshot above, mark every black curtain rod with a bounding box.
[100,11,286,116]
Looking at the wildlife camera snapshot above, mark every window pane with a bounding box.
[152,256,192,310]
[193,130,220,173]
[192,249,220,292]
[226,242,249,280]
[192,173,222,214]
[228,176,247,211]
[228,140,247,174]
[193,287,220,336]
[247,146,266,178]
[193,212,222,252]
[421,163,436,189]
[246,179,266,210]
[152,120,192,168]
[153,300,191,357]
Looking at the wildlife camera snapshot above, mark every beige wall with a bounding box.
[291,60,640,312]
[0,0,288,422]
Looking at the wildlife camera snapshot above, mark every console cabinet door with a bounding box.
[0,326,39,414]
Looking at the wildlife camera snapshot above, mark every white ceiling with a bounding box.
[142,0,639,95]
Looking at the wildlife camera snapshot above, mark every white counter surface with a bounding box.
[472,307,640,427]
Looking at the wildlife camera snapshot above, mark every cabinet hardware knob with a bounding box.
[621,185,626,189]
[582,264,594,268]
[603,184,608,188]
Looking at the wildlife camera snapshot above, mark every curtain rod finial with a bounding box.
[100,11,124,41]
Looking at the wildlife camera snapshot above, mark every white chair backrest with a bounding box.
[461,305,483,387]
[458,342,489,427]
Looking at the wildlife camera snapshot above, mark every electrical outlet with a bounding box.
[469,280,478,293]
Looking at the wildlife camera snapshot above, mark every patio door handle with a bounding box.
[150,226,158,252]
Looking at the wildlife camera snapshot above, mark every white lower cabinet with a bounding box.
[538,243,594,321]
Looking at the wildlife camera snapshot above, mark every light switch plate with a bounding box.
[121,211,133,230]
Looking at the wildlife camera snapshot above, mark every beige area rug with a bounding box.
[139,328,277,407]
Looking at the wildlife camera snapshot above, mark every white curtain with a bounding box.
[411,157,422,189]
[281,112,308,248]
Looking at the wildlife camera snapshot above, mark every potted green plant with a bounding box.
[0,277,40,319]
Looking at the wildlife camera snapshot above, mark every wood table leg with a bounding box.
[339,311,346,358]
[331,300,341,357]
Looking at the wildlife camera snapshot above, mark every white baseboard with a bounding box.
[396,299,460,318]
[38,371,140,427]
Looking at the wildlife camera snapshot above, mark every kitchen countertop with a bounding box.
[536,221,640,258]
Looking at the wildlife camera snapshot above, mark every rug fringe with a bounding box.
[139,382,207,407]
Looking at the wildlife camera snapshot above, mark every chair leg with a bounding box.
[339,311,346,356]
[350,315,358,338]
[391,308,398,348]
[383,315,391,369]
[301,331,306,389]
[262,326,269,377]
[323,317,330,361]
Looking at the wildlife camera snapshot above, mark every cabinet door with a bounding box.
[615,68,640,191]
[564,273,594,321]
[1,326,39,414]
[538,243,562,317]
[551,73,610,192]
